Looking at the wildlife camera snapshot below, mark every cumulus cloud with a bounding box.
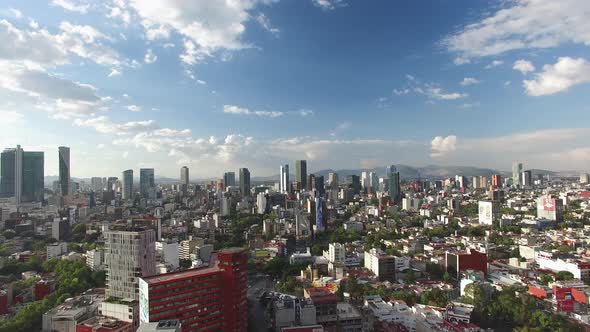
[426,87,468,100]
[444,0,590,59]
[52,0,90,13]
[523,57,590,96]
[0,19,122,68]
[485,60,504,69]
[126,0,276,65]
[223,104,283,118]
[513,59,535,75]
[430,135,457,157]
[460,77,480,86]
[126,104,141,112]
[255,13,280,37]
[312,0,347,11]
[144,48,157,64]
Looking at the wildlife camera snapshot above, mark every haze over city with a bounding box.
[1,0,589,177]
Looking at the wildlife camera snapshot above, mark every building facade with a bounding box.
[139,248,248,332]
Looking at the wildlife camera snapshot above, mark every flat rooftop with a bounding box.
[141,253,220,285]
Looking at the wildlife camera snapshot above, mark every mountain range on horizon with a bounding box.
[42,164,580,186]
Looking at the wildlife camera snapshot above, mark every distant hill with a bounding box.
[41,165,565,186]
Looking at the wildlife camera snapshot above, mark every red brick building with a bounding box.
[139,248,247,332]
[445,249,487,277]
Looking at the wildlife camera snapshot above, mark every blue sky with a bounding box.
[1,0,589,178]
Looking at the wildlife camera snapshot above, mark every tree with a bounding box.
[538,273,553,286]
[555,271,574,281]
[403,271,416,285]
[179,259,192,269]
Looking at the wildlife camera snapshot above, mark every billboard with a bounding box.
[139,278,150,323]
[478,201,493,225]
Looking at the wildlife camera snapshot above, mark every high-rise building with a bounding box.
[369,172,378,193]
[105,226,156,300]
[522,170,532,188]
[180,166,189,193]
[139,248,248,332]
[140,168,155,199]
[1,146,44,203]
[328,172,339,190]
[512,162,523,187]
[295,160,307,190]
[280,164,290,194]
[239,168,251,197]
[223,171,236,188]
[313,175,325,196]
[347,175,361,195]
[581,174,590,184]
[386,164,397,177]
[361,171,369,190]
[122,170,133,200]
[388,171,401,203]
[491,174,502,187]
[58,146,70,196]
[22,151,44,202]
[91,177,103,192]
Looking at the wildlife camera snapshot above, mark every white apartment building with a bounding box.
[105,227,156,300]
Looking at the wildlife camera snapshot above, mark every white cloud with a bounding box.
[108,68,121,77]
[107,1,131,26]
[127,0,274,65]
[256,13,280,37]
[144,48,157,64]
[453,57,471,65]
[298,109,314,117]
[312,0,347,11]
[430,135,457,157]
[0,19,122,68]
[1,8,23,19]
[513,59,535,75]
[393,88,410,95]
[444,0,590,59]
[523,57,590,96]
[460,77,480,86]
[52,0,90,13]
[223,104,283,118]
[126,104,141,112]
[74,115,156,134]
[485,60,504,69]
[427,87,468,100]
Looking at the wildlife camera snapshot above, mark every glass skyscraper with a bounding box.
[58,146,70,196]
[140,168,155,199]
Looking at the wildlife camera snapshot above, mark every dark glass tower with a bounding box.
[58,146,70,196]
[239,168,250,197]
[295,160,307,190]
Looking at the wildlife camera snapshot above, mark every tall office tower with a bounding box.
[239,168,251,197]
[369,172,378,193]
[328,172,339,190]
[389,171,401,202]
[347,175,361,194]
[140,168,155,199]
[361,171,370,189]
[58,146,70,196]
[315,197,326,232]
[313,175,325,196]
[386,164,397,177]
[14,146,22,204]
[279,164,290,193]
[512,162,523,187]
[307,174,315,193]
[581,174,590,184]
[91,177,103,192]
[22,151,44,202]
[295,160,307,190]
[180,166,189,193]
[0,148,16,198]
[105,226,156,300]
[122,170,133,200]
[1,146,44,203]
[522,170,532,188]
[107,177,118,191]
[139,248,248,331]
[491,174,502,187]
[223,171,236,188]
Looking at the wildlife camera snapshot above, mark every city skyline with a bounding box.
[1,0,589,177]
